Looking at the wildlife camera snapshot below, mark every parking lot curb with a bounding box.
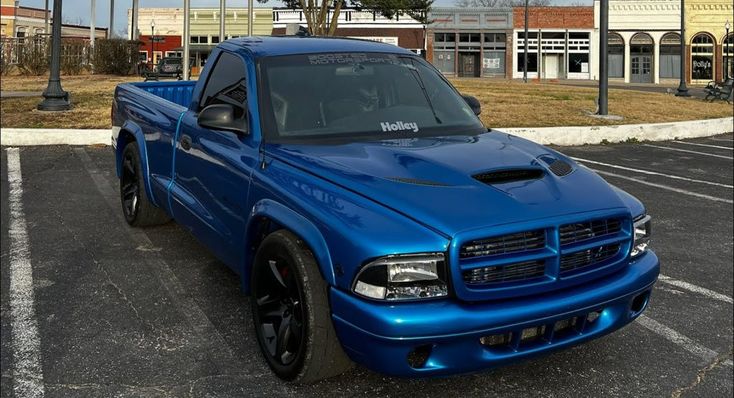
[501,117,734,146]
[1,128,110,146]
[1,117,732,147]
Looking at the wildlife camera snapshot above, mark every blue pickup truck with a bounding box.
[112,36,658,382]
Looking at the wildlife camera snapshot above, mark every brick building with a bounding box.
[512,6,594,80]
[427,7,514,78]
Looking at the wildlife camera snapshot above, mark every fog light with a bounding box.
[406,344,432,369]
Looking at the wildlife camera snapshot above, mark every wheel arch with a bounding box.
[116,121,158,207]
[242,199,335,294]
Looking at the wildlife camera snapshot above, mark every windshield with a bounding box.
[259,52,485,142]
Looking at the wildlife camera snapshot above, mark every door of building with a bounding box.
[544,55,559,79]
[458,53,480,77]
[631,55,652,83]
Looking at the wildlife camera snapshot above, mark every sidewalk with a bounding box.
[549,79,707,98]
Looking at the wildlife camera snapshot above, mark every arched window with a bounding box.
[630,33,654,54]
[608,32,624,78]
[660,32,680,79]
[691,33,715,80]
[16,26,26,39]
[724,34,733,79]
[34,28,44,36]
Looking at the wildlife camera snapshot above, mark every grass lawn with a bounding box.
[1,74,732,129]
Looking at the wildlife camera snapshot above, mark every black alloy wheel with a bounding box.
[251,230,353,383]
[120,148,140,221]
[253,255,306,368]
[119,142,170,227]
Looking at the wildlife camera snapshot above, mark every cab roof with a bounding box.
[219,36,416,58]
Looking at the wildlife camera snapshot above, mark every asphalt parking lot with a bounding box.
[1,133,732,397]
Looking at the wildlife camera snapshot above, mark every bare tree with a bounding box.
[258,0,432,36]
[455,0,552,7]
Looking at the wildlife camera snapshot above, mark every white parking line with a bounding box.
[707,137,734,142]
[572,157,733,189]
[591,169,734,204]
[636,316,733,367]
[658,275,733,304]
[642,144,734,160]
[672,141,733,151]
[5,148,46,398]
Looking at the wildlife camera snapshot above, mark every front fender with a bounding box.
[116,120,159,208]
[244,199,335,291]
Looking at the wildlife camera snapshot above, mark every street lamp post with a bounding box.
[675,0,690,96]
[151,20,155,68]
[598,0,609,115]
[38,0,71,111]
[523,0,528,83]
[725,20,730,79]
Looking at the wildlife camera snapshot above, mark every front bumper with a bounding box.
[330,250,659,377]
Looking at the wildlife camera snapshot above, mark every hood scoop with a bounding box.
[385,177,450,187]
[473,168,544,185]
[538,155,574,177]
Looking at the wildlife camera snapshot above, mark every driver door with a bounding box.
[169,51,259,270]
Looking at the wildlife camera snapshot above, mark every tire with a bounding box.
[120,142,170,227]
[251,230,353,383]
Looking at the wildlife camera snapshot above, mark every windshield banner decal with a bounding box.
[380,121,419,133]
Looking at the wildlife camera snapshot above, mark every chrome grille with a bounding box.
[560,244,620,274]
[460,230,545,259]
[464,260,545,285]
[559,218,622,245]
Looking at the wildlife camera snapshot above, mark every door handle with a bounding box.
[180,135,192,151]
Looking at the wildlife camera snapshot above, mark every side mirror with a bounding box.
[462,95,481,116]
[198,104,248,135]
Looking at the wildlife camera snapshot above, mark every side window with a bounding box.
[198,52,247,111]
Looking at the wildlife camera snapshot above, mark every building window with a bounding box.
[630,33,653,54]
[16,27,26,42]
[723,34,733,79]
[568,53,589,73]
[483,33,506,50]
[517,53,538,73]
[190,35,208,44]
[659,32,681,79]
[211,35,220,44]
[139,51,149,63]
[691,33,715,80]
[458,33,480,43]
[608,32,624,78]
[434,33,455,43]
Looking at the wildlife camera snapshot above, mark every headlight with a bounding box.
[631,215,651,257]
[352,253,448,301]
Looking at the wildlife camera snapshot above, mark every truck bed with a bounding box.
[125,80,197,109]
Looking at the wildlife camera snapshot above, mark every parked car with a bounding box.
[111,36,659,383]
[141,57,191,81]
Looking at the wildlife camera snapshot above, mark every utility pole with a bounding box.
[44,0,49,34]
[248,0,254,37]
[90,0,95,47]
[183,0,191,80]
[131,0,139,40]
[598,0,609,115]
[219,0,225,42]
[675,0,690,96]
[523,0,528,83]
[38,0,71,111]
[109,0,115,38]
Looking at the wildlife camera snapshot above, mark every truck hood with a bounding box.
[264,131,628,237]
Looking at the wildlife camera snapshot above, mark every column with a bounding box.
[624,38,631,83]
[653,37,660,84]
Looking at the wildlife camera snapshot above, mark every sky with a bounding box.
[19,0,591,37]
